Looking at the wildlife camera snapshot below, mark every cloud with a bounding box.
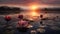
[0,0,60,5]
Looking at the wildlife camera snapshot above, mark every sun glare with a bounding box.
[31,5,37,10]
[31,12,38,16]
[29,5,38,10]
[29,4,39,17]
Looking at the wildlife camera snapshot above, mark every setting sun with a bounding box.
[28,4,39,17]
[31,5,37,10]
[29,5,38,10]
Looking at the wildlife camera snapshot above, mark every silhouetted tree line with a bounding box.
[0,6,23,15]
[43,8,60,11]
[40,8,60,13]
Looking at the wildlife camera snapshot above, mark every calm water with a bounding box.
[0,11,60,34]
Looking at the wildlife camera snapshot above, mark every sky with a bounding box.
[0,0,60,5]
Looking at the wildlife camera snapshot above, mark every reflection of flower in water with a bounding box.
[37,25,46,33]
[27,24,33,28]
[37,28,45,33]
[31,30,37,34]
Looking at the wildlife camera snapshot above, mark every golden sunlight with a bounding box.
[31,12,37,16]
[29,5,38,10]
[31,5,37,10]
[29,4,39,17]
[27,4,40,20]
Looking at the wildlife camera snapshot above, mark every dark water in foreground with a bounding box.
[0,12,60,34]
